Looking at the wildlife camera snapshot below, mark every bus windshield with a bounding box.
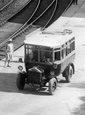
[25,45,52,63]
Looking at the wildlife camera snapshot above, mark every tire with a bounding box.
[49,78,57,95]
[65,65,73,83]
[16,73,25,90]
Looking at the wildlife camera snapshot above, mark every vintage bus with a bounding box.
[16,29,75,95]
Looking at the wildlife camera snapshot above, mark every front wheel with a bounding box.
[16,73,25,90]
[49,78,57,95]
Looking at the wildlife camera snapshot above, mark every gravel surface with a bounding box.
[0,0,30,25]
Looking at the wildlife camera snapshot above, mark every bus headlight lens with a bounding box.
[50,71,55,76]
[18,65,23,71]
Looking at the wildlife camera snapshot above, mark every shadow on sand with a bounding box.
[0,72,70,95]
[73,96,85,115]
[0,72,50,96]
[69,81,85,115]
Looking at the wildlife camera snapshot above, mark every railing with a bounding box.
[0,0,32,26]
[43,0,58,30]
[0,0,14,11]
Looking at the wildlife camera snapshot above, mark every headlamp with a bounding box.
[18,65,23,71]
[50,71,55,76]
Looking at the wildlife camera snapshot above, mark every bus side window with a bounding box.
[65,42,68,56]
[55,51,60,61]
[67,44,71,54]
[71,41,75,51]
[61,49,65,59]
[66,47,68,56]
[66,43,71,56]
[33,50,38,61]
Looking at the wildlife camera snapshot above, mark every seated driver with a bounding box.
[45,52,52,63]
[46,58,51,63]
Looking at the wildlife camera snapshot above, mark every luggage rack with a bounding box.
[42,29,72,35]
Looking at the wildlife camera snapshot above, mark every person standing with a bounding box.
[4,39,14,67]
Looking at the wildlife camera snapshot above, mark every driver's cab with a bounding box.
[25,45,52,64]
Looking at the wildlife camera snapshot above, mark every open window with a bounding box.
[54,51,60,61]
[71,41,75,52]
[61,48,66,59]
[67,44,71,55]
[40,50,52,63]
[25,45,38,62]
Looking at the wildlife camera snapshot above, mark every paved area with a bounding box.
[0,0,85,115]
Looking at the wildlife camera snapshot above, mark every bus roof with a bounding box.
[24,29,74,48]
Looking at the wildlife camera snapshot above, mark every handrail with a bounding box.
[0,0,14,11]
[29,0,55,25]
[44,0,74,28]
[14,0,55,35]
[7,0,41,37]
[12,0,56,38]
[43,0,58,29]
[0,0,32,26]
[27,0,54,24]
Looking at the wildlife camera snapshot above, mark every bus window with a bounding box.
[40,51,52,63]
[26,48,33,61]
[66,46,68,56]
[61,48,66,59]
[65,42,71,56]
[40,51,45,62]
[25,45,38,62]
[71,41,75,52]
[55,51,60,61]
[33,50,38,61]
[67,44,71,55]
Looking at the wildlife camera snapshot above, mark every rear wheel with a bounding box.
[16,73,25,90]
[65,65,73,83]
[49,78,57,95]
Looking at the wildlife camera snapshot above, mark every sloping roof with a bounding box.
[24,29,74,48]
